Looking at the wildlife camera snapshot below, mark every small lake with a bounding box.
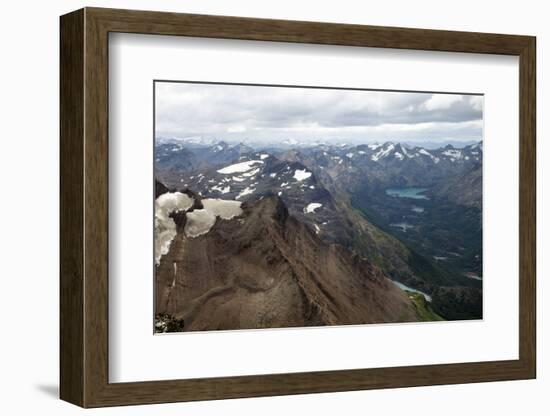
[392,281,432,302]
[386,187,429,200]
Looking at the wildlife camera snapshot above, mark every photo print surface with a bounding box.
[154,81,483,333]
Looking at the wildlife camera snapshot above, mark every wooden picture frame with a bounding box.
[60,7,536,408]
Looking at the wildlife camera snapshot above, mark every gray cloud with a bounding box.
[155,82,483,144]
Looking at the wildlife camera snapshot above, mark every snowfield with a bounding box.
[185,199,242,238]
[155,191,243,256]
[154,192,194,265]
[156,191,194,213]
[293,169,312,181]
[217,160,264,174]
[184,209,217,238]
[304,202,323,213]
[201,199,243,219]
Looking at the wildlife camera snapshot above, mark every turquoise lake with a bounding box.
[385,187,429,200]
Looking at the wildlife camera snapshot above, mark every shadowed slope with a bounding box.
[155,195,418,331]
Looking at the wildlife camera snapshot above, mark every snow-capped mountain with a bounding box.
[296,140,482,166]
[155,141,254,173]
[159,151,356,246]
[281,141,482,195]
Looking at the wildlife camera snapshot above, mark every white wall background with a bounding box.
[0,0,546,414]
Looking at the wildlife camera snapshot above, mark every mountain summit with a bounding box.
[155,190,419,331]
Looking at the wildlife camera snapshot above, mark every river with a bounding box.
[391,280,432,302]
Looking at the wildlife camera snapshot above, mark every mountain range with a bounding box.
[154,139,482,331]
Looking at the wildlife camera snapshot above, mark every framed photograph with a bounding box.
[60,7,536,407]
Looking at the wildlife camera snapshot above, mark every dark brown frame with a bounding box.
[60,7,536,408]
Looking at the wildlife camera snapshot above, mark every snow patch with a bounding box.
[241,168,260,178]
[418,148,440,163]
[236,186,255,199]
[217,160,263,174]
[304,203,322,214]
[294,169,311,182]
[260,154,269,160]
[442,149,462,160]
[211,185,230,194]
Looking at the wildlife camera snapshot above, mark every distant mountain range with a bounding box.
[156,136,481,151]
[154,139,482,331]
[156,140,482,206]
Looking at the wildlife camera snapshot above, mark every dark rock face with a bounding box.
[433,164,482,208]
[155,195,418,332]
[155,180,170,198]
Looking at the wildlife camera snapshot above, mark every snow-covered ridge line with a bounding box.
[371,143,395,161]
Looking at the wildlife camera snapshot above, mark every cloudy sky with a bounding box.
[155,81,483,145]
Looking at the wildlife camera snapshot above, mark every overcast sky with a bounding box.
[155,82,483,145]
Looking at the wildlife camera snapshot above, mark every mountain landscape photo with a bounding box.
[153,81,483,333]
